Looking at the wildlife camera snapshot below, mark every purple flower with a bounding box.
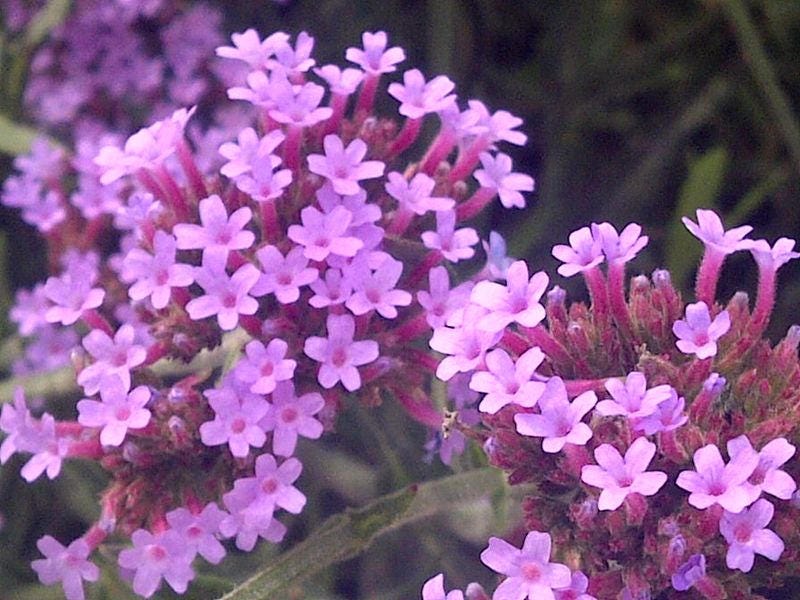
[421,210,479,263]
[251,244,318,303]
[44,264,105,326]
[554,571,596,600]
[235,339,296,395]
[17,413,70,482]
[95,107,195,184]
[473,152,534,209]
[121,230,194,309]
[748,237,800,271]
[422,573,464,600]
[259,381,325,456]
[720,499,784,572]
[388,69,456,119]
[727,435,797,500]
[385,171,454,215]
[631,391,688,435]
[199,383,269,457]
[268,74,332,128]
[429,305,502,381]
[9,284,49,336]
[307,135,385,196]
[219,128,284,179]
[672,302,730,359]
[346,30,405,75]
[287,205,364,262]
[417,266,473,329]
[233,154,293,202]
[551,227,604,277]
[681,209,753,255]
[671,554,706,592]
[165,503,228,565]
[468,100,528,146]
[219,497,286,552]
[216,29,289,69]
[223,454,306,529]
[469,347,547,414]
[480,531,572,600]
[514,377,597,453]
[0,388,38,464]
[480,230,516,281]
[314,64,364,95]
[345,256,412,319]
[676,443,760,512]
[596,372,673,419]
[304,313,380,391]
[309,268,353,308]
[270,30,316,74]
[117,529,194,598]
[173,194,255,260]
[580,437,668,511]
[185,255,261,330]
[590,222,648,264]
[31,536,99,600]
[77,378,152,447]
[470,260,548,332]
[76,324,147,395]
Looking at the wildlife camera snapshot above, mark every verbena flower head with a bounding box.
[2,24,535,598]
[432,211,800,597]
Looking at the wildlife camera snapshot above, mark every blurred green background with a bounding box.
[2,0,800,598]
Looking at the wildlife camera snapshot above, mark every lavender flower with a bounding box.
[480,531,572,600]
[422,573,464,600]
[514,377,597,453]
[77,378,152,447]
[672,302,730,359]
[31,536,99,600]
[676,443,760,512]
[719,499,784,572]
[117,529,195,598]
[580,437,668,511]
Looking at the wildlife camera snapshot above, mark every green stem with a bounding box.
[722,0,800,176]
[219,467,506,600]
[0,328,251,403]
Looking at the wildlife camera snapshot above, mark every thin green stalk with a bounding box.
[723,0,800,175]
[218,467,506,600]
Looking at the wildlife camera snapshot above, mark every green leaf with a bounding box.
[0,113,53,156]
[219,467,506,600]
[23,0,72,48]
[665,146,729,291]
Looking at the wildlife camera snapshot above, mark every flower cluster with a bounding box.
[1,27,533,599]
[425,210,800,598]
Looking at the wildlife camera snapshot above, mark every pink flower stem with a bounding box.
[563,378,609,397]
[55,422,85,437]
[388,312,430,343]
[501,330,530,355]
[562,444,590,478]
[81,309,114,336]
[283,124,303,172]
[750,264,776,336]
[582,266,609,323]
[322,93,348,137]
[420,127,457,174]
[355,73,380,116]
[67,438,104,460]
[239,315,263,338]
[447,135,490,183]
[84,524,109,550]
[177,139,208,200]
[396,391,442,428]
[143,341,169,366]
[388,117,423,157]
[408,250,443,287]
[259,199,281,243]
[456,186,496,222]
[84,216,106,248]
[405,347,440,373]
[523,325,574,366]
[171,287,191,309]
[155,166,190,221]
[607,261,633,338]
[135,169,168,204]
[386,205,415,236]
[658,430,686,464]
[695,248,725,307]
